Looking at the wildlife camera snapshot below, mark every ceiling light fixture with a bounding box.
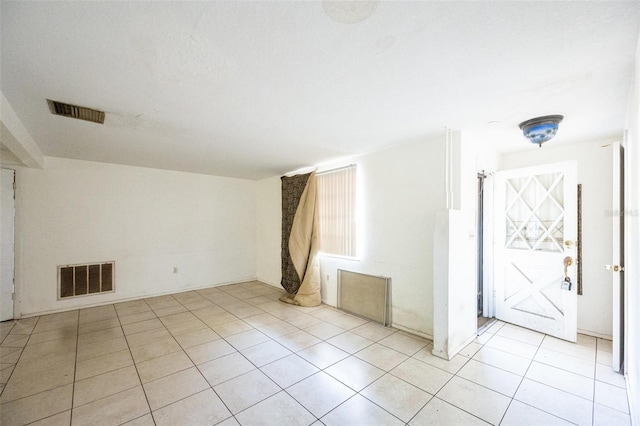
[519,115,564,147]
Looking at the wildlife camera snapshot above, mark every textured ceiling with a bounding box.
[1,1,639,180]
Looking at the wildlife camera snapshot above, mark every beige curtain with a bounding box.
[280,172,321,306]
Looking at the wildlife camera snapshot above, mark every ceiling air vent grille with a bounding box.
[47,99,105,124]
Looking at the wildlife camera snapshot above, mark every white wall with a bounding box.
[433,131,478,359]
[255,175,282,287]
[14,157,257,316]
[499,140,614,338]
[256,137,447,338]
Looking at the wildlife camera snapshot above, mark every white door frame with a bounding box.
[611,140,626,372]
[1,168,16,322]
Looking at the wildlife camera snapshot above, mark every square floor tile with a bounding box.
[235,391,316,426]
[283,313,324,329]
[472,346,531,376]
[77,336,128,361]
[258,320,300,339]
[456,359,522,397]
[73,365,140,407]
[185,339,236,365]
[541,336,596,361]
[243,313,280,328]
[297,342,349,369]
[325,314,369,330]
[436,376,510,425]
[152,388,231,426]
[501,400,574,426]
[164,319,209,336]
[211,320,253,338]
[534,347,595,378]
[1,351,75,403]
[350,322,396,342]
[378,333,428,356]
[412,345,470,374]
[71,385,149,426]
[287,372,355,418]
[275,330,322,352]
[136,351,194,383]
[496,324,544,346]
[118,311,156,326]
[260,354,318,388]
[325,356,385,391]
[321,394,404,426]
[458,341,483,358]
[158,312,198,328]
[0,383,73,426]
[142,366,209,410]
[28,410,72,426]
[173,328,220,349]
[595,380,630,414]
[390,358,453,395]
[125,328,172,349]
[514,378,592,425]
[361,373,432,422]
[355,343,408,371]
[213,369,280,414]
[409,397,490,426]
[198,352,256,387]
[303,322,345,340]
[130,338,182,364]
[596,362,626,388]
[241,340,292,367]
[327,331,374,354]
[485,334,539,359]
[593,402,631,426]
[225,329,270,350]
[597,349,613,366]
[526,361,594,400]
[122,318,164,336]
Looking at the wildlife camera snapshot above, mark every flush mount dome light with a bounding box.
[519,115,564,147]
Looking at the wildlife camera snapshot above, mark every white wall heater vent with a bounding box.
[337,269,390,326]
[58,261,114,299]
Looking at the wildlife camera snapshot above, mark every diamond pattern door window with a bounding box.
[505,172,564,252]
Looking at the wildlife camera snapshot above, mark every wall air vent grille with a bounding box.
[47,99,105,124]
[59,261,114,299]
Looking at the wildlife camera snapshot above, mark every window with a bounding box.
[317,165,356,257]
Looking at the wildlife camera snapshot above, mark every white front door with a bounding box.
[1,168,15,321]
[494,161,577,342]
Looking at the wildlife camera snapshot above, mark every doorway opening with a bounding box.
[477,171,493,332]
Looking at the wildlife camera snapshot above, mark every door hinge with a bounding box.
[12,292,15,300]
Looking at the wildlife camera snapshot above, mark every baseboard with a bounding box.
[16,277,260,319]
[577,328,613,340]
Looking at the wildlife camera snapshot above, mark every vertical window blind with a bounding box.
[317,165,356,257]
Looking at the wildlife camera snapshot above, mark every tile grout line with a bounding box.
[495,326,543,425]
[114,299,157,425]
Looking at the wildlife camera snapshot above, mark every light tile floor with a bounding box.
[0,281,631,426]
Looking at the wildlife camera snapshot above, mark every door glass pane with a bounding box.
[505,172,564,252]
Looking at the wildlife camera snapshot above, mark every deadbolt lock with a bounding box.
[604,264,624,272]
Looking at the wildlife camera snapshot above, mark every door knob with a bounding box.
[564,257,573,278]
[604,264,624,272]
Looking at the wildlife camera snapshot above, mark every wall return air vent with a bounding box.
[58,261,114,299]
[47,99,105,124]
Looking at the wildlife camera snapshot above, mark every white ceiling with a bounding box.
[1,1,639,180]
